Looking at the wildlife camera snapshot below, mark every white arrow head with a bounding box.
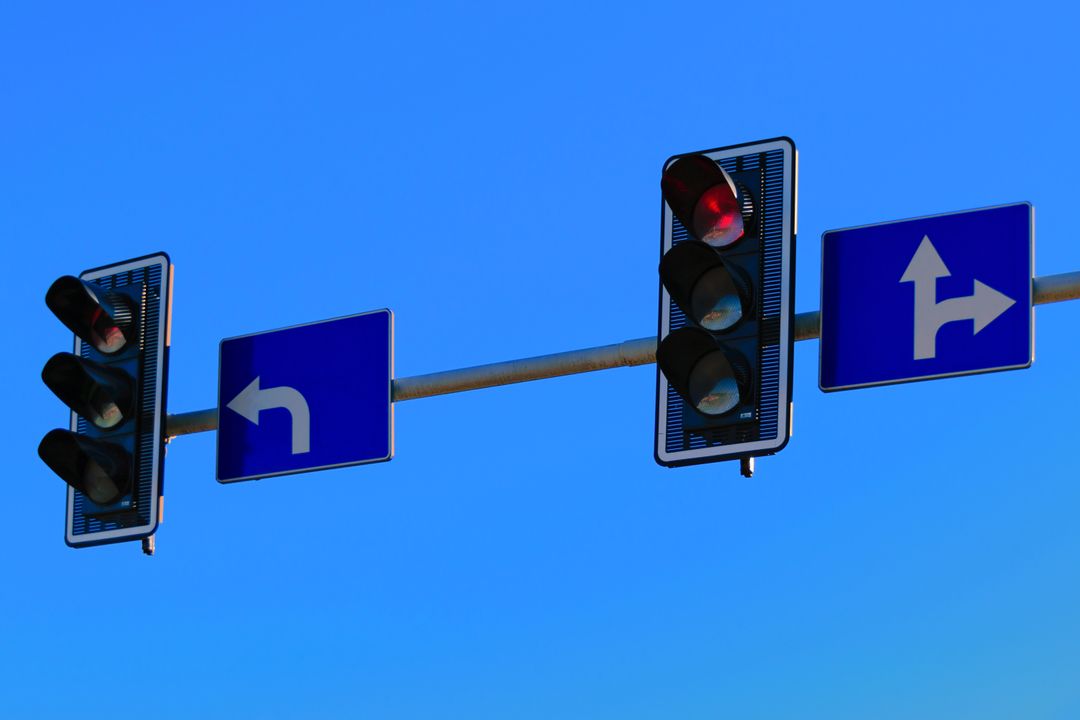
[226,376,263,425]
[900,235,952,283]
[971,279,1016,333]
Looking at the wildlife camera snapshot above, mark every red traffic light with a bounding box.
[661,155,746,248]
[45,276,135,355]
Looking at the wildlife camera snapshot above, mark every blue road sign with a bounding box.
[217,309,393,483]
[820,203,1033,391]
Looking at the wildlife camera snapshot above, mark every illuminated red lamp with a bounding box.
[660,155,745,248]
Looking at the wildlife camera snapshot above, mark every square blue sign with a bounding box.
[217,309,393,483]
[820,203,1033,391]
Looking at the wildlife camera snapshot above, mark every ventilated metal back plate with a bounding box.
[65,254,170,547]
[656,139,795,467]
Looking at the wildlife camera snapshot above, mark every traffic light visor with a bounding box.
[38,429,131,505]
[45,276,134,354]
[658,328,751,416]
[661,155,744,248]
[42,353,134,429]
[659,241,751,331]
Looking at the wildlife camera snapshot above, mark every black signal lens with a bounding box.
[42,353,135,430]
[657,327,752,417]
[38,429,131,505]
[660,241,752,331]
[687,348,749,416]
[690,264,751,332]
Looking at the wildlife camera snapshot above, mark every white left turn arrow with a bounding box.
[226,376,311,454]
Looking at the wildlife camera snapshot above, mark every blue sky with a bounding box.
[5,2,1080,718]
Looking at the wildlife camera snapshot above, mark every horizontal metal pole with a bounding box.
[1034,270,1080,304]
[794,310,820,342]
[167,408,218,437]
[392,336,657,402]
[165,270,1080,438]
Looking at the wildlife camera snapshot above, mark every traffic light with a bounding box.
[655,139,797,473]
[38,254,172,550]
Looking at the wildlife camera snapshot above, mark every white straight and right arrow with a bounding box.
[900,235,1016,360]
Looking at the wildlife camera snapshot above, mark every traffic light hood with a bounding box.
[661,155,745,248]
[45,276,135,355]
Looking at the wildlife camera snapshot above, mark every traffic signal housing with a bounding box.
[655,139,797,472]
[38,254,172,549]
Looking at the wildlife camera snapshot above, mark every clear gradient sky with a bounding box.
[5,2,1080,718]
